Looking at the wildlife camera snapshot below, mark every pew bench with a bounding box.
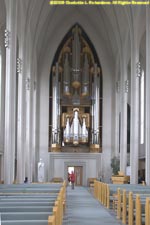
[87,178,96,187]
[0,193,58,197]
[0,206,54,212]
[94,181,150,225]
[1,212,53,221]
[0,182,66,225]
[0,198,56,202]
[0,201,55,206]
[0,188,60,193]
[1,220,49,225]
[106,183,150,209]
[128,194,150,225]
[116,189,150,225]
[51,177,63,183]
[0,183,63,188]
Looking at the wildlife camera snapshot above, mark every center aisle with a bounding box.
[63,186,122,225]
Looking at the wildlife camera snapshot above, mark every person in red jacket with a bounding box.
[70,171,75,189]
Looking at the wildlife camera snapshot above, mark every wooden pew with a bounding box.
[94,181,150,225]
[0,182,66,225]
[87,178,96,187]
[117,188,150,225]
[1,212,53,220]
[106,183,150,209]
[0,201,55,206]
[0,206,54,212]
[145,198,150,225]
[48,215,55,225]
[1,220,50,225]
[51,177,63,183]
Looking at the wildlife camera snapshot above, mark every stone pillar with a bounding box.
[114,57,120,157]
[25,74,33,182]
[130,40,140,184]
[32,62,38,182]
[4,0,17,184]
[93,64,99,144]
[0,25,6,164]
[145,6,150,185]
[16,41,26,183]
[120,63,128,174]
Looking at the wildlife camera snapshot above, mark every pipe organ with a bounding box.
[62,108,90,145]
[49,24,102,153]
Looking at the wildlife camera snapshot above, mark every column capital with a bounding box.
[17,58,22,74]
[4,29,10,48]
[25,77,31,90]
[136,61,142,78]
[125,80,129,93]
[116,81,120,93]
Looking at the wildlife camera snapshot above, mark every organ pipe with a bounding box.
[57,81,61,144]
[96,75,100,143]
[91,82,94,144]
[72,26,81,89]
[82,54,89,96]
[92,64,100,144]
[52,63,59,144]
[63,54,70,96]
[73,109,79,145]
[64,117,70,142]
[82,117,88,142]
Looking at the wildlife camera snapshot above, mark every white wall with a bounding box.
[49,153,101,186]
[37,10,115,182]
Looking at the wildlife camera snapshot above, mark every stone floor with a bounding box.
[63,186,123,225]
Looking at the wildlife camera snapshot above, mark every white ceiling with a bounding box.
[1,0,146,68]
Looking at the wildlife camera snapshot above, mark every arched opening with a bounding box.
[49,24,103,153]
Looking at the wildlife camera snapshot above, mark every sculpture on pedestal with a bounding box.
[38,158,45,182]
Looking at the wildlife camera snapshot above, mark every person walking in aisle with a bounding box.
[70,171,75,189]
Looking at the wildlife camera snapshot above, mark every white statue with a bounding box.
[38,158,45,182]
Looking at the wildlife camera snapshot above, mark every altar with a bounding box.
[111,171,130,184]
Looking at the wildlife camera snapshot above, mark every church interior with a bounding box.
[0,0,150,188]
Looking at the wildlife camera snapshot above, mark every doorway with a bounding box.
[68,166,83,186]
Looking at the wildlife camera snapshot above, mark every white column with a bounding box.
[0,26,6,161]
[4,0,17,184]
[114,57,120,157]
[16,42,26,183]
[120,63,128,174]
[32,62,38,182]
[25,74,33,182]
[130,40,140,184]
[145,5,150,185]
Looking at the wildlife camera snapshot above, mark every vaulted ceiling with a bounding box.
[1,0,146,68]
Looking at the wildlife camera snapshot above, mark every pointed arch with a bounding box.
[49,24,103,153]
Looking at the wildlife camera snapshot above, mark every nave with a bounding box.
[63,186,122,225]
